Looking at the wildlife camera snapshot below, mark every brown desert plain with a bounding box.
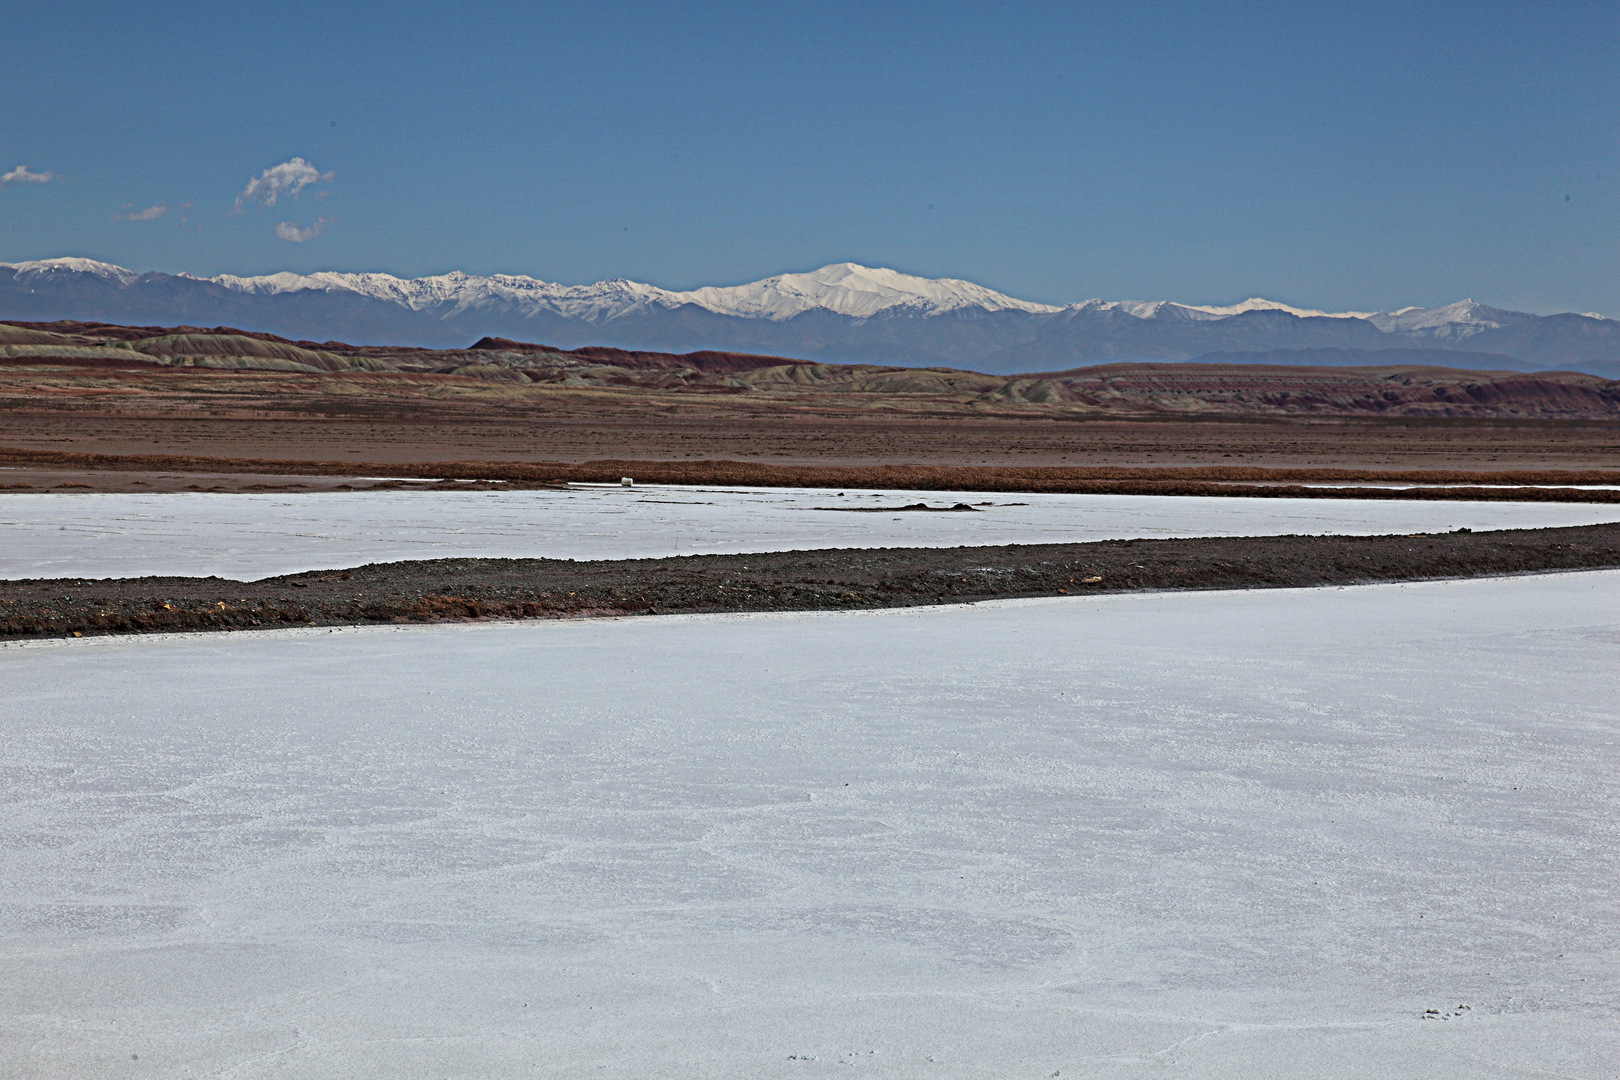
[3,318,1618,639]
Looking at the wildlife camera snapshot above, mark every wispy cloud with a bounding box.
[275,217,331,243]
[2,165,56,185]
[233,157,333,212]
[114,204,168,221]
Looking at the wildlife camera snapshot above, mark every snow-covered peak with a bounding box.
[204,269,674,321]
[665,263,1064,320]
[1061,298,1210,321]
[1108,295,1540,339]
[1179,297,1379,320]
[1062,296,1379,322]
[1115,300,1206,320]
[208,271,343,296]
[0,257,141,285]
[1364,299,1531,338]
[200,262,1064,323]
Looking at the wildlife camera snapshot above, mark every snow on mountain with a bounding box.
[1090,296,1533,333]
[1043,296,1381,322]
[191,261,1548,333]
[1363,299,1532,339]
[205,269,668,321]
[1181,297,1380,320]
[0,256,142,285]
[3,257,1594,351]
[1065,298,1220,321]
[199,262,1062,323]
[664,262,1064,320]
[205,271,338,296]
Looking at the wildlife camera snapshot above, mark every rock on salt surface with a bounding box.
[1,573,1616,1078]
[2,485,1618,580]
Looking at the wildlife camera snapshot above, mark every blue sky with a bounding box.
[2,0,1615,314]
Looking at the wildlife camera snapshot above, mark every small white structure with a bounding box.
[621,477,634,488]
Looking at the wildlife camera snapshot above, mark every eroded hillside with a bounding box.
[3,319,1617,420]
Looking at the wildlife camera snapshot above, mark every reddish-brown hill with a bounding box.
[1035,362,1620,418]
[5,319,1618,418]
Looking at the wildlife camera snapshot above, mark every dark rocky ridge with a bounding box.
[4,524,1616,641]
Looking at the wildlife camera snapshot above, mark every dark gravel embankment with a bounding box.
[3,524,1616,641]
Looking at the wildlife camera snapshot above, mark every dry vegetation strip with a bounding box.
[2,447,1619,500]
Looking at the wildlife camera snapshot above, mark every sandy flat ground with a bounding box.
[5,407,1620,471]
[2,572,1616,1078]
[5,485,1620,581]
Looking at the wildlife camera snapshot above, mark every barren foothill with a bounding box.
[2,319,1618,483]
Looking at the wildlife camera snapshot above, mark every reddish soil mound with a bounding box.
[467,338,803,373]
[1036,363,1620,417]
[565,345,810,374]
[468,336,551,352]
[4,319,344,348]
[0,353,171,371]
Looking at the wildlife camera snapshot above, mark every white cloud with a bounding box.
[274,217,331,242]
[114,204,168,221]
[2,165,56,185]
[234,157,333,212]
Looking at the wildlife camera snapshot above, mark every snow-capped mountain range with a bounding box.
[2,257,1614,376]
[204,262,1067,322]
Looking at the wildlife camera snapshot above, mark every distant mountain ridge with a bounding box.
[2,257,1614,377]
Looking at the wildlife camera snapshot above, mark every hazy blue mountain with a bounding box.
[2,258,1613,376]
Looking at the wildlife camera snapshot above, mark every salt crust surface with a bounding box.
[1,573,1616,1077]
[2,485,1618,580]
